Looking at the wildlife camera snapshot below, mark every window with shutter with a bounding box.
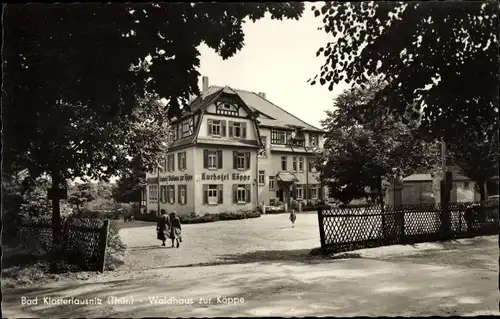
[217,150,223,168]
[233,151,237,169]
[203,185,208,204]
[170,186,176,204]
[160,186,167,203]
[203,150,209,169]
[221,121,227,136]
[218,185,223,204]
[178,153,181,171]
[233,185,238,203]
[208,119,213,135]
[245,152,250,170]
[228,121,234,137]
[245,184,251,203]
[241,122,247,138]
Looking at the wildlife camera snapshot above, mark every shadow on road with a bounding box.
[129,246,174,251]
[140,248,365,270]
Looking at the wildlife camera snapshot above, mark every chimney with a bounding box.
[258,92,266,99]
[202,76,209,97]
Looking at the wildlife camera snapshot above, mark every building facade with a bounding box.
[141,76,325,216]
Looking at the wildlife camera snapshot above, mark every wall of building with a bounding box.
[193,145,258,214]
[145,147,197,216]
[198,112,257,140]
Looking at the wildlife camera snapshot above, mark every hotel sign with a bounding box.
[147,174,193,183]
[201,172,251,182]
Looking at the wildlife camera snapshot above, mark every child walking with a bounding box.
[289,210,297,228]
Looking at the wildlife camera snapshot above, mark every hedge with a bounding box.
[134,210,261,224]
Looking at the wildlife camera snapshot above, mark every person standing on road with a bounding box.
[157,209,171,247]
[289,210,297,228]
[169,211,182,248]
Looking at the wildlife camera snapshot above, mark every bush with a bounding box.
[105,222,126,270]
[134,210,261,224]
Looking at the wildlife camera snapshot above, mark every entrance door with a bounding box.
[277,189,283,202]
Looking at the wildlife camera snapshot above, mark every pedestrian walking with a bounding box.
[289,210,297,228]
[169,211,182,248]
[157,209,171,247]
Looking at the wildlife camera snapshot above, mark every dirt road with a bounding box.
[2,213,498,317]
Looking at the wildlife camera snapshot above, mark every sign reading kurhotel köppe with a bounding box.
[201,172,251,182]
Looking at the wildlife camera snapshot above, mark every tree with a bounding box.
[3,3,304,245]
[310,1,499,142]
[319,81,440,207]
[113,157,147,204]
[68,182,98,213]
[447,128,500,200]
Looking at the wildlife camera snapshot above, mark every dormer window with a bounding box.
[309,134,319,147]
[223,103,231,109]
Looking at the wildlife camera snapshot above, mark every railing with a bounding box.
[317,200,499,254]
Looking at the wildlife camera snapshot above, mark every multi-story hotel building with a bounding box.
[142,76,326,215]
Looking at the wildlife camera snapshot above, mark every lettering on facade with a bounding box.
[147,174,193,183]
[201,173,251,182]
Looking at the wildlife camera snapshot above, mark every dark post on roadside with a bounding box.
[440,139,452,237]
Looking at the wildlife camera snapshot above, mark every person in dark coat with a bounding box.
[169,211,182,248]
[157,209,171,246]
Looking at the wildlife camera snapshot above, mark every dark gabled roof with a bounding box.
[208,86,324,133]
[187,89,223,113]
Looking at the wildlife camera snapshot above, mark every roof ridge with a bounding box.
[247,91,323,132]
[210,85,323,132]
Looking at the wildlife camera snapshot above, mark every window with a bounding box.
[269,176,275,191]
[160,185,167,203]
[295,185,303,200]
[258,170,265,185]
[310,186,318,199]
[229,121,247,138]
[308,157,317,173]
[208,151,217,169]
[166,185,175,204]
[233,184,251,203]
[269,198,276,206]
[281,156,287,171]
[259,136,267,157]
[177,124,182,140]
[463,182,469,190]
[299,157,304,172]
[182,120,190,135]
[167,154,175,172]
[233,151,250,170]
[208,119,223,136]
[309,134,319,147]
[204,149,223,169]
[178,185,187,205]
[271,130,287,144]
[292,157,297,172]
[203,184,223,205]
[178,152,186,171]
[149,185,158,201]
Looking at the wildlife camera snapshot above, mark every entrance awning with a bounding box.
[276,171,299,183]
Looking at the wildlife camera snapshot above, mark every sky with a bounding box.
[195,2,349,130]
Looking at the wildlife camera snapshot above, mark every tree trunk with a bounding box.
[51,171,62,248]
[378,176,385,214]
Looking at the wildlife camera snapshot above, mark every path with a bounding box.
[2,212,498,317]
[120,212,321,270]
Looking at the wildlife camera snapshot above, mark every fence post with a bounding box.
[98,219,110,273]
[317,207,326,253]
